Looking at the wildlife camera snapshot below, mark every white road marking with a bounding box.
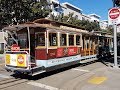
[71,68,90,72]
[0,74,10,78]
[27,82,63,90]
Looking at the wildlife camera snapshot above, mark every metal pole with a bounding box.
[27,26,31,69]
[113,24,118,68]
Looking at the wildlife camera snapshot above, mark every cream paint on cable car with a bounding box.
[5,54,27,67]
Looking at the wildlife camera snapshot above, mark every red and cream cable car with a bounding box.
[3,19,113,76]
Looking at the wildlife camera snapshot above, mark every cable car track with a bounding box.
[0,69,5,72]
[0,77,28,90]
[0,68,6,72]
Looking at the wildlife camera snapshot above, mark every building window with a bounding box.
[36,33,45,46]
[49,33,57,46]
[76,35,80,45]
[69,35,74,46]
[75,15,78,19]
[60,34,66,46]
[82,17,85,20]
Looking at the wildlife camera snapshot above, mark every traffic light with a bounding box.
[115,0,120,6]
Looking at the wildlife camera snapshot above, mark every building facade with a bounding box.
[48,0,63,16]
[61,2,83,20]
[82,14,91,21]
[88,14,101,22]
[100,20,108,30]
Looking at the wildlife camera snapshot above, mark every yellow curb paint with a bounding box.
[88,76,107,85]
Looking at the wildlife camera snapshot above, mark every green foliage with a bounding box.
[101,25,113,35]
[115,0,120,6]
[0,0,51,29]
[31,0,50,20]
[107,26,113,35]
[49,12,101,32]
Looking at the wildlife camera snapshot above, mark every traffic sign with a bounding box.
[108,8,120,68]
[109,8,120,19]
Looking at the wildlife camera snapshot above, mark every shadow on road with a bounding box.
[11,61,97,81]
[97,55,120,68]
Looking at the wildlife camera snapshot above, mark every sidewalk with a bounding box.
[78,65,120,90]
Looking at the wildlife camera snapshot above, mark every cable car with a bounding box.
[3,19,113,76]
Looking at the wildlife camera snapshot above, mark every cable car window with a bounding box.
[60,34,66,46]
[49,33,57,46]
[8,38,14,46]
[36,33,45,46]
[69,35,74,46]
[18,34,28,49]
[7,32,18,47]
[76,35,80,45]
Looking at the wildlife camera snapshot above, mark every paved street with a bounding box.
[0,60,120,90]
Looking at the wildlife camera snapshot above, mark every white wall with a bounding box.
[82,14,91,21]
[100,21,108,30]
[89,16,100,22]
[62,3,82,20]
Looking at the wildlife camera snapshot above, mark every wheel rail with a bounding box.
[0,77,28,89]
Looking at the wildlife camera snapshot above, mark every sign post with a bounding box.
[109,8,120,68]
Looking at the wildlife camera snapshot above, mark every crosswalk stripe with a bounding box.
[71,68,90,72]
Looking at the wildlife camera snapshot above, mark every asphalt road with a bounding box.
[0,61,120,90]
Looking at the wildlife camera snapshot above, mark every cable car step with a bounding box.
[32,70,46,76]
[31,66,45,76]
[80,58,97,63]
[29,63,36,67]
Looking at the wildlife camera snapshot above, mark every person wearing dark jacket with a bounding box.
[97,43,104,60]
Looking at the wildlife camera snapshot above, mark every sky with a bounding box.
[60,0,113,20]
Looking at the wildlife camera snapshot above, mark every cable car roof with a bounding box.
[2,18,113,37]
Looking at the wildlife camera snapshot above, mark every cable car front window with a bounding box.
[5,30,28,50]
[18,34,28,49]
[8,38,14,46]
[5,31,18,49]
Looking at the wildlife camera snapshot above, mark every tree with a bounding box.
[0,0,33,25]
[101,25,113,35]
[114,0,120,6]
[106,25,113,34]
[31,0,51,20]
[49,12,101,32]
[0,0,51,29]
